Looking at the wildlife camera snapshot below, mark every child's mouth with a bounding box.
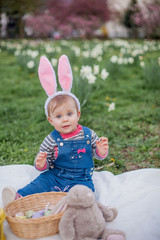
[63,125,70,128]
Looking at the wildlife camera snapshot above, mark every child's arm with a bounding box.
[96,137,109,157]
[91,130,109,160]
[34,134,57,171]
[35,152,47,170]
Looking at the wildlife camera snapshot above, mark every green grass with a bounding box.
[0,39,160,174]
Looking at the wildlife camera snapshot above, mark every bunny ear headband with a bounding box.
[38,55,80,117]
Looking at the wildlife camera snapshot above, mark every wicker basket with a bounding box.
[4,191,67,239]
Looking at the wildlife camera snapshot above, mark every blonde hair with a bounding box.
[47,95,79,117]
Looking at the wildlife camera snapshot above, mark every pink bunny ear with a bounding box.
[58,55,73,92]
[38,56,57,96]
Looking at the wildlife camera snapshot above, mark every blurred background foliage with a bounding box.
[0,0,160,173]
[0,0,160,39]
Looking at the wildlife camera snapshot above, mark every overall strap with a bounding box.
[50,129,63,142]
[81,126,92,139]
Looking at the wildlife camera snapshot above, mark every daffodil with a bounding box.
[106,96,110,101]
[108,102,115,112]
[111,158,115,162]
[27,60,35,69]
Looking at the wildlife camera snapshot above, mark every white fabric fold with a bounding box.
[0,165,160,240]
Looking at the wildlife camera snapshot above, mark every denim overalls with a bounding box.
[18,126,95,197]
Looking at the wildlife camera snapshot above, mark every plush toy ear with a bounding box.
[38,56,57,96]
[58,55,73,92]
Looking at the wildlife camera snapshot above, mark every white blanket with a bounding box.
[0,165,160,240]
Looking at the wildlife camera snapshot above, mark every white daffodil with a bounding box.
[93,65,99,75]
[80,65,92,79]
[71,46,81,57]
[108,102,115,112]
[140,61,145,68]
[87,73,96,84]
[101,69,109,80]
[46,46,53,53]
[128,57,134,64]
[31,50,39,58]
[82,51,90,58]
[110,55,118,63]
[118,57,124,64]
[91,44,103,58]
[97,56,102,62]
[56,46,62,53]
[51,58,58,67]
[27,60,35,69]
[14,50,20,56]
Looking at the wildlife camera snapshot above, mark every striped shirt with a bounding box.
[35,125,108,170]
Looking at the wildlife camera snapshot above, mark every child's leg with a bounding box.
[2,186,21,207]
[17,170,58,197]
[2,171,63,206]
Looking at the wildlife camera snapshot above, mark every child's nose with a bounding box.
[63,115,69,122]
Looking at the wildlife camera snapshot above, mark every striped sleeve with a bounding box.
[34,134,57,170]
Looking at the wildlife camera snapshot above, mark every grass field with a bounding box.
[0,39,160,174]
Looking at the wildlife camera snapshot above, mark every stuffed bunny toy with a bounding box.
[38,54,80,117]
[58,185,125,240]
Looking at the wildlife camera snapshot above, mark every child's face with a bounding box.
[48,98,81,134]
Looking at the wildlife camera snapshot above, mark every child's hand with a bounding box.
[35,152,47,169]
[96,137,109,156]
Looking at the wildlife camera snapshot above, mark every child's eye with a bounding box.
[68,112,72,116]
[56,115,61,118]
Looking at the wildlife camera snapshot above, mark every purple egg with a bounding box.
[32,211,44,218]
[39,209,45,215]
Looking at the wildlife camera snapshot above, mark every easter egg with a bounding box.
[44,209,52,216]
[32,211,44,218]
[38,209,45,215]
[24,210,34,219]
[17,216,27,219]
[15,211,24,217]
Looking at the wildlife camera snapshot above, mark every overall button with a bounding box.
[87,140,90,144]
[60,142,63,146]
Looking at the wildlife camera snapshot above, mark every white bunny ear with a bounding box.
[38,56,57,96]
[58,55,73,92]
